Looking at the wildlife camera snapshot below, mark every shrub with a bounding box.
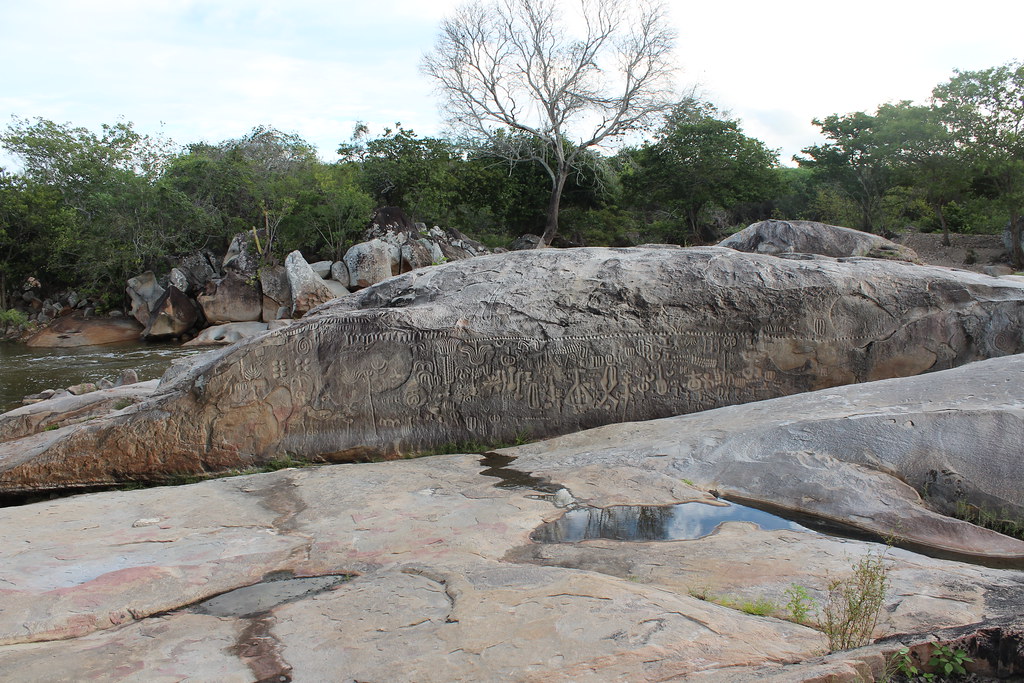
[820,549,891,651]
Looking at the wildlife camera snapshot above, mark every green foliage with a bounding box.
[0,308,29,326]
[928,643,973,679]
[738,597,777,616]
[820,549,891,651]
[625,102,780,244]
[953,499,1024,540]
[784,583,817,625]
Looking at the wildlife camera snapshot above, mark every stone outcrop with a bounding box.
[24,315,143,348]
[0,449,1019,680]
[183,322,271,347]
[4,246,1024,495]
[140,285,203,340]
[342,237,393,288]
[196,272,263,325]
[721,220,921,262]
[125,271,165,326]
[285,250,343,317]
[498,352,1024,561]
[0,380,158,442]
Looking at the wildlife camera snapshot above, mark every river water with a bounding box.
[0,342,205,412]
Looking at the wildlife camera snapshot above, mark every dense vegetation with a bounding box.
[1,61,1021,309]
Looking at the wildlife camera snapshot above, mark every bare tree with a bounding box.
[423,0,680,246]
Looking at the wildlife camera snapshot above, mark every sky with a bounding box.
[1,0,1021,169]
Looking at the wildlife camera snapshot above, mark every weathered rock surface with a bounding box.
[721,220,921,262]
[23,314,143,348]
[284,249,342,317]
[140,285,202,340]
[196,272,263,325]
[124,271,164,326]
[342,237,394,288]
[498,353,1024,561]
[183,322,270,347]
[0,380,158,442]
[0,451,1020,681]
[4,246,1024,494]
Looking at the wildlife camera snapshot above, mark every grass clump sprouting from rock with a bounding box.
[820,548,891,651]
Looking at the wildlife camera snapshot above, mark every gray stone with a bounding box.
[343,238,393,289]
[175,250,220,294]
[141,286,201,340]
[500,353,1024,561]
[222,230,264,279]
[284,250,337,318]
[125,271,164,326]
[5,247,1024,495]
[183,322,270,347]
[196,273,263,325]
[329,260,350,288]
[720,219,921,262]
[309,260,332,279]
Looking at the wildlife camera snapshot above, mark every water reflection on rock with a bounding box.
[532,500,810,543]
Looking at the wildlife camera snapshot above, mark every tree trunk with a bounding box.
[0,270,7,312]
[539,167,569,247]
[1012,211,1023,270]
[937,203,950,247]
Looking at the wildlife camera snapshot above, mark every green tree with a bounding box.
[0,117,188,298]
[626,102,780,243]
[423,0,681,246]
[932,61,1024,264]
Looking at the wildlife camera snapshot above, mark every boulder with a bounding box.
[720,219,921,262]
[222,230,265,280]
[330,261,350,288]
[168,250,219,296]
[125,271,165,326]
[500,352,1024,561]
[183,322,270,347]
[259,265,292,321]
[342,238,393,289]
[141,285,202,340]
[24,315,143,348]
[196,273,263,325]
[309,260,332,279]
[510,233,544,250]
[285,250,341,317]
[5,247,1024,494]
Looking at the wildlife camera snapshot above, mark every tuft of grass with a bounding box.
[0,309,28,327]
[739,597,777,616]
[953,499,1024,540]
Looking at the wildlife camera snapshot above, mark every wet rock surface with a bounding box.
[5,246,1024,494]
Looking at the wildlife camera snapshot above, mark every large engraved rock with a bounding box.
[721,219,921,262]
[4,246,1024,492]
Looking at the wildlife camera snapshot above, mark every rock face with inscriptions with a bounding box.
[3,246,1024,492]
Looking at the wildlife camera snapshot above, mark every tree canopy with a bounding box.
[422,0,681,246]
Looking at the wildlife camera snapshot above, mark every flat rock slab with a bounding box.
[499,354,1024,562]
[1,449,1022,681]
[6,246,1024,493]
[24,315,143,348]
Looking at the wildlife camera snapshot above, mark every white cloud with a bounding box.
[1,0,1021,166]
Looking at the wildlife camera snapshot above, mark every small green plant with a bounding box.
[784,583,817,625]
[928,643,972,679]
[44,424,60,431]
[739,597,777,616]
[112,398,134,410]
[681,478,696,486]
[885,646,925,681]
[820,548,891,651]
